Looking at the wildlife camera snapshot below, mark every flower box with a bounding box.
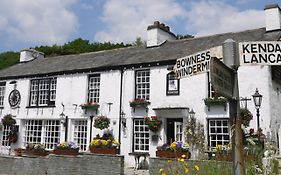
[52,149,79,156]
[216,153,232,161]
[129,98,150,108]
[80,103,100,110]
[89,147,118,155]
[204,97,227,111]
[156,150,191,159]
[25,149,49,157]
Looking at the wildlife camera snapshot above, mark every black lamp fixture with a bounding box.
[252,88,263,129]
[189,109,195,118]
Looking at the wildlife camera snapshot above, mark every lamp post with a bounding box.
[252,88,263,129]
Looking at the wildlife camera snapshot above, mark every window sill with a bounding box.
[26,105,56,109]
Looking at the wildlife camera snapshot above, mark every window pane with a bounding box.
[73,120,88,151]
[88,75,100,103]
[208,119,230,148]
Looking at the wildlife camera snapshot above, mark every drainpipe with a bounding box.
[65,116,68,142]
[89,115,94,141]
[118,68,124,153]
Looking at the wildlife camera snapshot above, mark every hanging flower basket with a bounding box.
[144,116,162,132]
[80,102,100,110]
[129,98,150,108]
[240,108,253,127]
[2,114,16,127]
[94,116,110,130]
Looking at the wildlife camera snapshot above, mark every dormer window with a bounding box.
[29,77,57,107]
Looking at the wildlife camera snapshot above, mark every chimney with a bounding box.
[146,21,176,47]
[20,49,44,62]
[264,4,281,32]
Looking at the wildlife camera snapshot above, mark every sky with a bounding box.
[0,0,280,52]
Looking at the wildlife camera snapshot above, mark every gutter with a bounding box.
[118,68,124,153]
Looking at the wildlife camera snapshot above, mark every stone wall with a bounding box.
[0,153,124,175]
[149,157,233,175]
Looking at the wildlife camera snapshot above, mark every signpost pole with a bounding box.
[223,39,245,175]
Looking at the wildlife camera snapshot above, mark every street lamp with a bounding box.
[189,109,195,118]
[252,88,263,129]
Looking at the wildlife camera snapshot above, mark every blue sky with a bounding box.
[0,0,279,52]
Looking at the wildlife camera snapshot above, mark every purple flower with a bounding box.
[176,141,182,148]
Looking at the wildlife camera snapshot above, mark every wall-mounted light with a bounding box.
[121,111,126,129]
[59,112,68,142]
[189,109,195,118]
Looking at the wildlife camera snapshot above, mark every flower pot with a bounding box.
[156,150,191,159]
[81,105,99,110]
[216,153,233,161]
[25,149,49,157]
[52,149,79,156]
[89,147,118,155]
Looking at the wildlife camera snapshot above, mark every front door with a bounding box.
[166,118,183,144]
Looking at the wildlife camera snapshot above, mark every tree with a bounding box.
[176,34,194,40]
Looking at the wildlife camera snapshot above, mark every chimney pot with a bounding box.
[264,4,281,31]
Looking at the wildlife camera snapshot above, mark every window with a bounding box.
[166,72,179,95]
[135,70,150,100]
[208,119,230,148]
[0,82,5,107]
[174,122,183,142]
[29,78,57,107]
[133,119,149,152]
[1,125,11,146]
[73,120,88,151]
[88,75,100,103]
[23,120,60,150]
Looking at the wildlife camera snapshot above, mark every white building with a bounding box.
[0,3,281,167]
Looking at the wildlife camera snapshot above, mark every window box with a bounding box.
[25,149,49,157]
[89,147,118,155]
[52,149,79,156]
[129,98,150,108]
[204,97,227,111]
[80,103,100,110]
[156,150,191,159]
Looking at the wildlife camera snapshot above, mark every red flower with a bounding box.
[249,128,254,135]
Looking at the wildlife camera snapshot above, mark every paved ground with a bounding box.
[124,167,149,175]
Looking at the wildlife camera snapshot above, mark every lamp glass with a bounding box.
[189,109,195,118]
[252,88,262,108]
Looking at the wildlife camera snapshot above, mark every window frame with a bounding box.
[73,119,88,151]
[132,118,150,152]
[135,69,150,100]
[28,77,57,107]
[23,119,61,150]
[87,74,100,103]
[207,118,230,148]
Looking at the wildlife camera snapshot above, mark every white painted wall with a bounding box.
[0,61,279,167]
[265,6,281,31]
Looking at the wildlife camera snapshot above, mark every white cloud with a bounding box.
[95,0,185,43]
[0,0,78,45]
[186,1,264,36]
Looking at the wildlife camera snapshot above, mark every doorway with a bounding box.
[166,118,183,144]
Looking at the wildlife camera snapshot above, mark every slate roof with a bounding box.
[0,27,281,80]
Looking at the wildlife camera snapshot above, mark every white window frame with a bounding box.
[208,118,230,148]
[135,70,150,100]
[1,125,11,147]
[73,120,88,151]
[23,120,60,150]
[174,122,183,142]
[29,77,57,107]
[133,118,149,152]
[0,82,5,107]
[88,74,100,103]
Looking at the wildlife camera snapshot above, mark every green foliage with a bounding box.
[0,52,19,70]
[35,38,131,57]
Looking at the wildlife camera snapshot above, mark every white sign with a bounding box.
[173,46,222,79]
[239,41,281,65]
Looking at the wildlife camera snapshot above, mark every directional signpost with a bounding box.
[210,57,234,99]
